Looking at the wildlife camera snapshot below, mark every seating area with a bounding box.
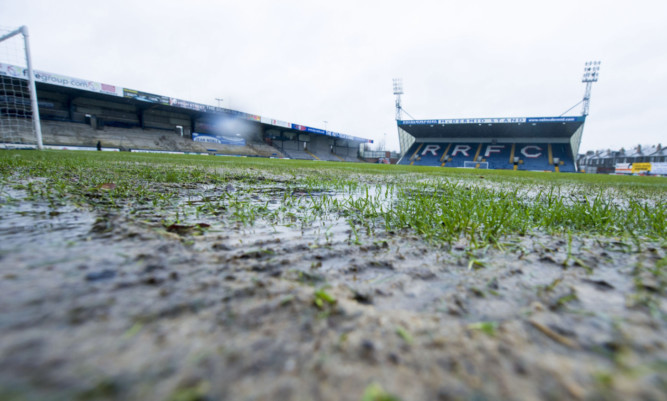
[400,141,576,172]
[16,119,360,161]
[481,144,513,169]
[267,139,360,162]
[513,143,550,171]
[309,148,342,161]
[246,142,285,158]
[280,148,315,160]
[443,143,482,168]
[333,146,360,162]
[37,120,278,157]
[551,143,577,172]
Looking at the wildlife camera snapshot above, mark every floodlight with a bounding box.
[582,60,601,83]
[393,78,404,121]
[392,78,403,95]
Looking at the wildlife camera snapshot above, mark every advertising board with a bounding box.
[260,116,291,128]
[631,162,651,173]
[0,63,123,96]
[614,163,632,174]
[169,98,208,112]
[123,88,169,105]
[651,162,667,175]
[192,132,246,146]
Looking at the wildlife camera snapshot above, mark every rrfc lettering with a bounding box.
[421,144,440,156]
[520,145,542,158]
[484,145,505,157]
[451,145,471,157]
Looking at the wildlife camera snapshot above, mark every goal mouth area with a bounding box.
[462,161,489,169]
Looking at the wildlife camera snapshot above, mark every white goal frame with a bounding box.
[0,26,43,149]
[463,161,489,169]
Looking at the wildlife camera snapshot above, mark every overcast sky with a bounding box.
[2,0,666,152]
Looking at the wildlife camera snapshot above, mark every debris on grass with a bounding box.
[529,319,579,348]
[314,288,337,309]
[467,321,498,336]
[360,382,402,401]
[395,326,414,345]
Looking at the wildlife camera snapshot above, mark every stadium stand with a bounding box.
[397,117,585,172]
[399,139,578,172]
[0,67,371,158]
[394,63,600,172]
[36,120,280,156]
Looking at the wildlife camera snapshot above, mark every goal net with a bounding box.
[463,161,489,169]
[0,26,42,149]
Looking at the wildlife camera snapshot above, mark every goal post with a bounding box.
[0,25,43,149]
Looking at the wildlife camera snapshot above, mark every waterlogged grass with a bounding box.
[1,150,665,249]
[385,183,666,246]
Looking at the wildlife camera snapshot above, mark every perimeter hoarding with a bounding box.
[615,162,667,175]
[192,132,246,146]
[652,163,667,175]
[631,163,651,174]
[0,63,123,97]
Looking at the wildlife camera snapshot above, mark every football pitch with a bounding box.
[1,150,665,401]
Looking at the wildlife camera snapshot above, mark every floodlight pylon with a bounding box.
[393,78,403,121]
[581,61,601,116]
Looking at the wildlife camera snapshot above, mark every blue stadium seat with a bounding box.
[442,143,480,167]
[478,143,513,170]
[413,143,447,166]
[399,143,447,166]
[514,143,552,171]
[401,142,573,173]
[551,143,576,172]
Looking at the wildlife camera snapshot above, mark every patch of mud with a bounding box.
[0,181,666,401]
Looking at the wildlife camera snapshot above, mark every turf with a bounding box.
[1,150,665,249]
[1,149,666,401]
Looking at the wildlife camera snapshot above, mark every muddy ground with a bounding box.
[1,178,666,401]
